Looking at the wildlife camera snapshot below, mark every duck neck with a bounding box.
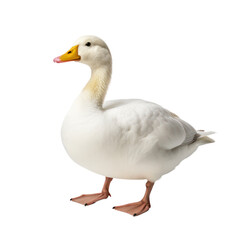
[81,64,112,108]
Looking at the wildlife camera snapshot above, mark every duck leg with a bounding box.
[70,177,113,206]
[113,181,154,216]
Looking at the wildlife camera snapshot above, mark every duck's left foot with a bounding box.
[70,177,112,206]
[113,180,154,217]
[113,200,150,216]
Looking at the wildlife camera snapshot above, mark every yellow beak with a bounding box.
[53,45,81,63]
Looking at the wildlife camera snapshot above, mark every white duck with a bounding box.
[54,36,214,216]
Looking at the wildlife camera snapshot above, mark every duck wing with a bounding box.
[103,99,198,150]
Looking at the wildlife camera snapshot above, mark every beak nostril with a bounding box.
[68,51,72,54]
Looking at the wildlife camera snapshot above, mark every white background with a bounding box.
[0,0,239,239]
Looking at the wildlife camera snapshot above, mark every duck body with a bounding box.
[62,97,205,182]
[55,35,214,216]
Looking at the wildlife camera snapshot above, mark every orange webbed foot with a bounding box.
[70,191,110,206]
[113,200,150,216]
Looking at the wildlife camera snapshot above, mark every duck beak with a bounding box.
[53,45,81,63]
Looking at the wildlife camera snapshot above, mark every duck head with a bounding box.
[53,35,112,69]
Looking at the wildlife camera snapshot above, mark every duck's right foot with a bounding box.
[70,192,110,206]
[70,177,113,206]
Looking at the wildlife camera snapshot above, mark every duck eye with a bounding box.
[85,42,91,47]
[67,51,72,54]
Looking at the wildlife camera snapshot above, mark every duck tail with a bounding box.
[195,130,215,146]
